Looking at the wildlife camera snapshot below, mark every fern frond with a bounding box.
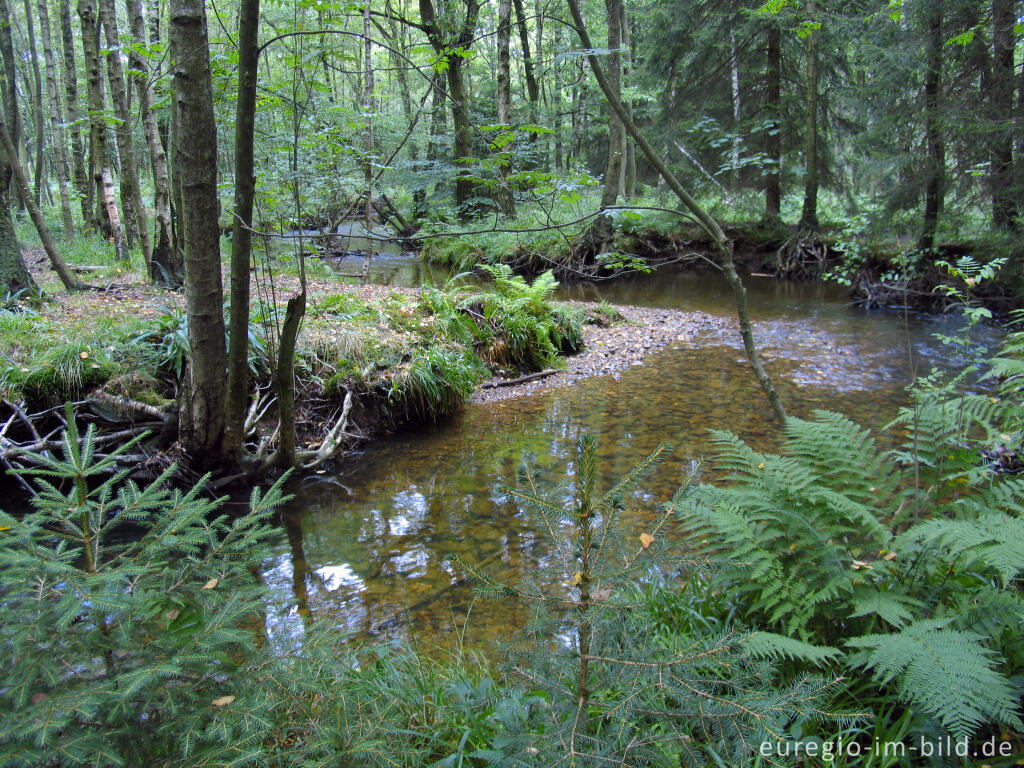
[743,631,840,666]
[847,619,1024,738]
[897,512,1024,586]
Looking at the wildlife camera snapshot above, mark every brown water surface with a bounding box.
[261,259,998,650]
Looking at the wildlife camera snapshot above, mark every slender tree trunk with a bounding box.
[21,0,45,205]
[79,0,115,235]
[764,21,782,224]
[495,0,515,216]
[554,26,564,171]
[37,0,75,238]
[223,0,258,464]
[799,0,819,231]
[990,0,1015,230]
[419,0,481,217]
[600,0,624,208]
[571,82,586,164]
[621,2,635,198]
[125,0,177,284]
[0,0,36,296]
[0,0,23,210]
[170,0,226,468]
[511,0,539,137]
[61,0,92,224]
[99,0,151,259]
[567,0,788,426]
[362,0,375,277]
[730,28,741,183]
[919,2,944,251]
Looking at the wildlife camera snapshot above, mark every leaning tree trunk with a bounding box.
[0,115,85,290]
[223,0,259,465]
[99,0,151,260]
[125,0,177,283]
[799,0,819,231]
[38,0,76,238]
[919,1,944,251]
[61,0,92,224]
[170,0,226,469]
[567,0,788,426]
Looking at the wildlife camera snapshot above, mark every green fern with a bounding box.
[847,620,1023,739]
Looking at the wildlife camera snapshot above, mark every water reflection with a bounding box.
[262,258,1001,650]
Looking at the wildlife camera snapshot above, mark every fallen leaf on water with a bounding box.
[591,587,612,601]
[569,571,582,587]
[202,578,219,590]
[212,696,235,707]
[639,533,655,549]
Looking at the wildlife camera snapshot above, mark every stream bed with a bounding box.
[261,256,1000,650]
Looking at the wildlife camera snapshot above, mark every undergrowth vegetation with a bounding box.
[1,269,590,429]
[3,309,1024,765]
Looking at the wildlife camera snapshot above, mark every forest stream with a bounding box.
[260,255,1001,652]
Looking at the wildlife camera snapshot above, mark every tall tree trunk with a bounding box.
[919,1,944,251]
[223,0,258,465]
[553,25,564,171]
[494,0,515,216]
[729,28,741,184]
[419,0,481,217]
[21,0,45,205]
[170,0,226,469]
[764,21,782,224]
[799,0,819,231]
[125,0,177,284]
[61,0,92,224]
[0,0,36,296]
[37,0,76,238]
[621,2,635,198]
[567,0,788,426]
[571,81,586,164]
[600,0,624,208]
[99,0,151,259]
[79,0,115,235]
[361,0,375,277]
[989,0,1015,230]
[511,0,539,137]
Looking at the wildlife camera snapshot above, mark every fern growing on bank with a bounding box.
[688,329,1024,745]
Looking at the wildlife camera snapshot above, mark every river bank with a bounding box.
[1,254,719,489]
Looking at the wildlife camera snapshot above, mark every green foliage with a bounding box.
[462,436,843,767]
[458,264,582,371]
[686,325,1024,744]
[847,620,1022,740]
[0,416,289,766]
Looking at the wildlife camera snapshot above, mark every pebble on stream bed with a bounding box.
[470,304,732,404]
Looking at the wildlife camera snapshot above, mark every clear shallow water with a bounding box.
[261,257,1000,650]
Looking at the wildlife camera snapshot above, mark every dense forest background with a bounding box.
[0,0,1021,277]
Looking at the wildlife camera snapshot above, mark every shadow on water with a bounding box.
[261,256,1002,651]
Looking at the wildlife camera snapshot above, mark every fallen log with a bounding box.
[480,369,557,389]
